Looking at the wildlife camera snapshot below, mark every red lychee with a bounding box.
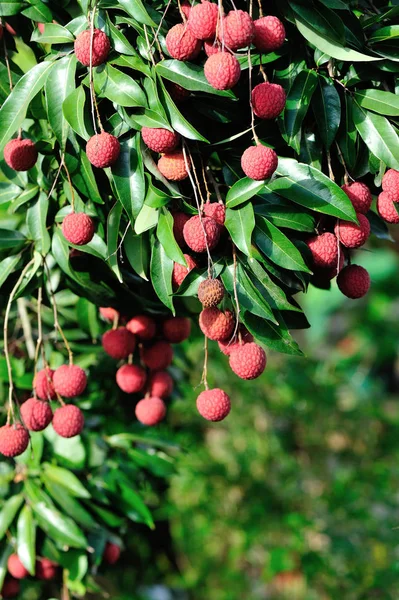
[74,28,110,66]
[337,264,370,299]
[126,315,156,341]
[241,145,278,180]
[382,168,399,200]
[52,405,84,438]
[173,212,190,247]
[196,388,231,421]
[4,138,38,171]
[335,213,370,249]
[163,317,191,343]
[86,132,120,169]
[220,10,254,50]
[5,23,17,36]
[204,52,241,90]
[102,327,136,360]
[229,342,267,380]
[103,542,121,565]
[116,364,146,394]
[203,202,226,226]
[141,127,180,153]
[183,215,220,252]
[253,16,286,52]
[218,326,254,355]
[166,23,201,61]
[306,232,339,268]
[62,213,95,246]
[377,191,399,223]
[148,371,174,398]
[204,38,221,56]
[142,341,173,370]
[172,254,198,288]
[99,307,119,322]
[53,364,87,398]
[34,367,55,401]
[7,554,29,579]
[135,397,166,426]
[20,398,52,432]
[166,81,190,103]
[199,307,235,341]
[198,278,225,307]
[158,151,190,181]
[188,1,218,40]
[181,0,192,19]
[1,577,20,598]
[251,82,286,119]
[35,558,58,580]
[0,423,29,457]
[341,182,372,215]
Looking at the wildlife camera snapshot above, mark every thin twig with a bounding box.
[201,336,209,390]
[62,159,75,211]
[327,151,334,181]
[257,0,264,18]
[231,244,240,340]
[89,5,103,134]
[143,25,156,67]
[248,47,259,145]
[335,141,352,185]
[206,167,223,203]
[150,0,173,50]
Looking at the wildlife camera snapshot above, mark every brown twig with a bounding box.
[335,141,352,185]
[89,5,103,133]
[201,336,209,390]
[247,47,259,145]
[231,244,241,341]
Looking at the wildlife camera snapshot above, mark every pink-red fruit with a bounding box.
[229,342,266,380]
[203,202,226,225]
[172,254,198,288]
[53,405,84,438]
[173,212,190,247]
[135,397,166,426]
[377,191,399,224]
[337,265,370,299]
[141,127,180,153]
[74,28,110,66]
[103,542,121,565]
[253,16,285,52]
[4,138,38,171]
[148,371,173,398]
[252,83,286,119]
[86,133,120,169]
[99,307,119,322]
[220,10,254,50]
[126,315,156,340]
[189,2,218,39]
[36,558,58,580]
[158,151,190,181]
[142,341,173,371]
[241,145,278,180]
[1,577,20,598]
[34,367,55,400]
[7,554,29,579]
[196,388,231,421]
[166,23,201,61]
[20,398,52,432]
[204,52,241,90]
[218,326,254,355]
[198,278,225,307]
[335,213,370,249]
[199,307,235,341]
[341,182,372,215]
[306,232,339,268]
[0,423,29,457]
[62,213,95,246]
[382,169,399,201]
[204,39,220,56]
[163,317,191,343]
[53,364,87,398]
[102,327,136,360]
[116,364,146,394]
[183,215,220,252]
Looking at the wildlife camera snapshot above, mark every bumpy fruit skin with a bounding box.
[135,397,166,426]
[229,342,267,380]
[142,341,173,370]
[53,405,84,438]
[141,127,180,153]
[103,542,121,565]
[306,232,338,268]
[166,23,201,61]
[86,133,120,168]
[241,145,278,180]
[7,554,29,579]
[377,191,399,224]
[148,371,174,398]
[62,213,95,246]
[158,151,190,181]
[35,558,58,580]
[203,202,226,225]
[218,326,254,355]
[221,10,254,50]
[20,398,52,432]
[252,83,286,119]
[126,315,156,340]
[116,364,146,394]
[172,254,197,288]
[341,182,372,215]
[102,327,136,360]
[188,2,218,39]
[204,39,220,56]
[382,168,399,200]
[199,307,235,341]
[337,265,370,299]
[173,212,190,247]
[34,367,55,400]
[0,423,29,457]
[335,213,370,249]
[181,0,192,19]
[253,16,286,52]
[183,215,220,252]
[53,364,87,398]
[204,52,241,90]
[1,577,20,598]
[198,278,225,307]
[163,317,191,343]
[99,307,119,322]
[196,388,231,421]
[4,138,38,171]
[74,28,110,66]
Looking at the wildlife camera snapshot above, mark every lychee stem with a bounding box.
[127,353,133,365]
[149,0,173,52]
[43,259,74,366]
[335,141,352,185]
[327,151,335,182]
[88,5,104,134]
[257,0,264,18]
[63,160,75,211]
[231,244,241,341]
[201,159,212,203]
[201,335,209,390]
[190,148,206,208]
[151,26,164,60]
[247,47,260,145]
[143,25,157,67]
[56,392,66,407]
[216,0,225,52]
[206,167,223,204]
[259,60,268,83]
[177,0,187,22]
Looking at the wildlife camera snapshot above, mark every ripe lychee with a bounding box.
[166,23,201,61]
[183,215,220,252]
[62,213,95,246]
[253,16,286,52]
[181,0,192,19]
[382,168,399,200]
[173,212,190,247]
[188,1,218,40]
[337,264,370,299]
[341,182,372,215]
[158,151,190,181]
[5,23,17,36]
[4,138,38,171]
[0,423,29,457]
[172,254,198,288]
[20,398,52,432]
[53,405,84,438]
[74,28,110,66]
[7,554,29,579]
[135,397,166,426]
[204,38,221,56]
[229,342,266,380]
[313,250,345,283]
[103,542,121,565]
[99,307,119,322]
[198,278,225,307]
[220,10,254,50]
[142,341,173,370]
[102,327,136,360]
[166,81,190,103]
[148,371,174,398]
[377,191,399,223]
[204,52,241,90]
[335,213,370,249]
[163,317,191,343]
[141,127,180,153]
[53,364,87,398]
[203,202,226,226]
[218,326,254,355]
[126,315,156,341]
[1,577,20,598]
[199,307,235,341]
[116,364,146,394]
[34,367,55,401]
[35,558,58,580]
[86,132,120,169]
[196,388,231,421]
[241,145,278,180]
[306,232,339,268]
[251,82,286,119]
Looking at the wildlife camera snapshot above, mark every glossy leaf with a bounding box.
[107,202,123,282]
[352,102,399,170]
[31,23,75,43]
[0,494,24,541]
[225,204,255,257]
[354,89,399,117]
[312,77,341,149]
[157,208,186,265]
[254,217,311,273]
[124,227,149,280]
[94,65,147,108]
[43,464,91,498]
[226,178,265,208]
[150,237,174,313]
[118,0,157,26]
[63,86,91,141]
[242,310,304,356]
[45,55,77,150]
[283,69,318,153]
[156,60,234,98]
[17,505,36,575]
[26,192,51,254]
[111,134,145,221]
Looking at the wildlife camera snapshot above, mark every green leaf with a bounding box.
[130,108,171,130]
[0,181,21,204]
[77,297,100,339]
[44,481,98,530]
[0,2,25,16]
[254,204,315,232]
[118,0,157,26]
[0,229,26,249]
[0,254,21,287]
[225,204,255,257]
[354,89,399,117]
[313,76,341,149]
[226,178,265,208]
[22,0,52,21]
[369,25,399,44]
[107,202,123,282]
[247,257,299,312]
[254,217,311,273]
[156,60,234,98]
[17,505,36,575]
[242,310,304,356]
[107,17,137,56]
[157,208,186,265]
[290,0,346,43]
[31,23,75,44]
[43,464,90,498]
[0,494,24,541]
[26,192,51,254]
[45,55,77,150]
[63,86,90,141]
[10,184,39,212]
[282,69,318,153]
[352,101,399,170]
[117,481,154,528]
[158,79,208,143]
[135,204,159,234]
[0,544,12,593]
[150,237,174,313]
[94,65,147,107]
[111,134,145,221]
[124,227,149,280]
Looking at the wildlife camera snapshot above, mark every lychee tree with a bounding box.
[0,0,398,596]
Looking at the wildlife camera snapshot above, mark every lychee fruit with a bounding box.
[5,23,17,36]
[204,52,241,90]
[62,213,95,246]
[335,213,370,248]
[196,388,231,421]
[142,341,173,370]
[7,554,29,579]
[341,182,372,215]
[20,398,52,432]
[306,232,339,268]
[241,145,278,180]
[141,127,180,153]
[0,423,29,457]
[158,151,190,181]
[102,327,136,360]
[163,316,191,343]
[126,315,156,341]
[35,557,58,580]
[34,367,55,401]
[377,191,399,223]
[86,132,120,169]
[382,168,399,200]
[251,82,286,119]
[135,396,166,426]
[99,307,119,322]
[172,254,198,288]
[166,81,190,103]
[74,28,110,66]
[53,364,87,398]
[173,212,190,247]
[103,542,121,565]
[198,278,225,307]
[1,577,20,598]
[229,342,267,380]
[52,405,84,438]
[148,371,174,398]
[4,138,38,171]
[183,215,220,253]
[203,202,226,226]
[116,364,146,394]
[199,307,235,341]
[166,23,201,61]
[181,0,192,19]
[218,326,254,355]
[204,38,221,56]
[337,264,370,299]
[220,10,254,50]
[253,16,286,52]
[188,1,218,40]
